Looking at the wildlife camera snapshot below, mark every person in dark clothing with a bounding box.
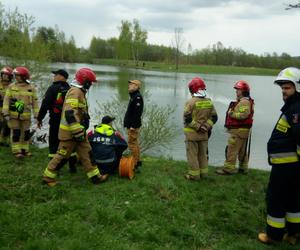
[37,69,77,173]
[89,116,128,176]
[123,79,144,170]
[258,67,300,245]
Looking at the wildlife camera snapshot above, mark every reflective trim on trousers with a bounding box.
[188,169,200,176]
[286,212,300,223]
[44,168,57,179]
[267,215,285,229]
[95,157,115,164]
[224,162,235,169]
[200,167,208,174]
[86,167,100,178]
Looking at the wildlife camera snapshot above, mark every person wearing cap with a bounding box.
[88,115,128,176]
[37,69,77,172]
[258,67,300,245]
[124,79,144,170]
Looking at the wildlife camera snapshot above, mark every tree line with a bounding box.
[0,2,299,70]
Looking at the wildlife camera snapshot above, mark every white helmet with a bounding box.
[274,67,300,92]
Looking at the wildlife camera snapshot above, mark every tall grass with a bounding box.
[0,146,298,249]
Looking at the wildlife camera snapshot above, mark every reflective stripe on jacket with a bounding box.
[0,81,10,114]
[2,82,39,120]
[267,93,300,165]
[225,97,254,129]
[58,87,88,140]
[183,97,218,141]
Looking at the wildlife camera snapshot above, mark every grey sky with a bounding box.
[1,0,300,56]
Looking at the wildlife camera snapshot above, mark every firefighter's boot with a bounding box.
[258,232,277,244]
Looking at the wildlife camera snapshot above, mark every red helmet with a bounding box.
[75,68,97,85]
[188,77,206,94]
[1,66,13,76]
[234,80,250,91]
[13,66,30,80]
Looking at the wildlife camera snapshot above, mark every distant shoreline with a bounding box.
[92,58,279,76]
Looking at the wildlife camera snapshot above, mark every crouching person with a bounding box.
[42,68,107,186]
[89,116,128,177]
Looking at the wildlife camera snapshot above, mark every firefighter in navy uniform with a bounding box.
[42,68,107,186]
[124,79,144,170]
[258,67,300,245]
[37,69,77,173]
[216,81,254,175]
[88,115,128,176]
[0,67,13,146]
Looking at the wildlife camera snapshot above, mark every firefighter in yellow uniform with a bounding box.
[216,80,254,175]
[2,67,39,158]
[184,77,218,180]
[42,68,107,186]
[0,66,13,146]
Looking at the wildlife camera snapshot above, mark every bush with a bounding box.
[91,92,178,154]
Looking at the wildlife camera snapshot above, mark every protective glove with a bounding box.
[73,125,86,142]
[74,134,85,142]
[15,100,25,114]
[199,124,208,133]
[184,113,193,124]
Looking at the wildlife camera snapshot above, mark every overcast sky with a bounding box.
[1,0,300,56]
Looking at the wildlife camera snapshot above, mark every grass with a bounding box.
[93,58,279,76]
[0,145,298,250]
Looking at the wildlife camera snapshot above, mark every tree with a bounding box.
[131,19,147,66]
[0,4,50,88]
[117,20,132,60]
[173,28,184,70]
[285,2,300,9]
[186,43,193,64]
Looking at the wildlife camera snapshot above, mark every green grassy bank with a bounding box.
[0,146,298,250]
[93,58,279,76]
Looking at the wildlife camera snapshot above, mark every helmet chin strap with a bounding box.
[83,81,92,90]
[193,90,207,97]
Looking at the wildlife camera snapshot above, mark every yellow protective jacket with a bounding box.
[2,82,39,120]
[183,96,218,141]
[58,86,89,141]
[0,80,10,115]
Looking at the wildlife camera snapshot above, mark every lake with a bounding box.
[51,62,283,170]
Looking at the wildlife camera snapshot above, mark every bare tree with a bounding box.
[285,2,300,9]
[173,28,184,70]
[187,43,192,64]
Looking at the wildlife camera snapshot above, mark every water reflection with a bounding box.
[50,62,282,170]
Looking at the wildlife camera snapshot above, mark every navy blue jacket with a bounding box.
[267,92,300,165]
[124,90,144,128]
[88,124,128,164]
